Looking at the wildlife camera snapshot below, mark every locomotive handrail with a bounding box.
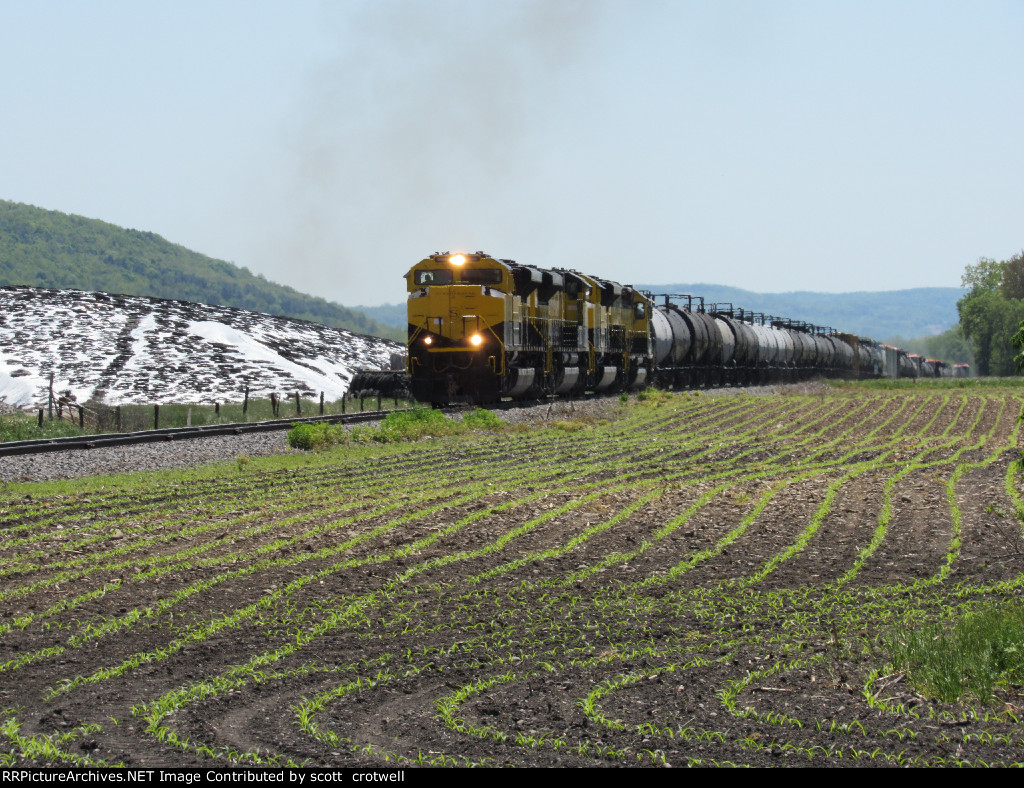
[526,315,554,375]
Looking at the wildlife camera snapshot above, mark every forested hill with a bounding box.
[0,200,403,342]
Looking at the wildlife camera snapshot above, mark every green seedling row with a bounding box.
[2,385,1024,767]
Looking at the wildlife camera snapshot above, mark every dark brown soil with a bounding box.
[1,387,1023,768]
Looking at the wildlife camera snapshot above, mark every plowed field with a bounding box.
[1,385,1023,767]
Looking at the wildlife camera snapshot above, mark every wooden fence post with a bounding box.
[78,405,84,429]
[116,406,122,433]
[48,373,54,421]
[320,391,324,415]
[243,386,249,419]
[38,409,43,428]
[154,404,160,430]
[295,392,301,415]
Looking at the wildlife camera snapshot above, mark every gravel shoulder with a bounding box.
[0,396,623,483]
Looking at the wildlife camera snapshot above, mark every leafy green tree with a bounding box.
[958,256,1024,376]
[1014,322,1024,372]
[1001,251,1024,300]
[961,258,1005,291]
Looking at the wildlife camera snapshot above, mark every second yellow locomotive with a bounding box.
[406,251,652,404]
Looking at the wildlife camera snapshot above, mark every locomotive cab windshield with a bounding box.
[406,252,509,292]
[413,269,453,286]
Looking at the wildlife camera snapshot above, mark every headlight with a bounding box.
[423,336,433,345]
[449,254,466,266]
[470,334,483,346]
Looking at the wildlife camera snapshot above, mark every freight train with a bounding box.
[402,251,958,405]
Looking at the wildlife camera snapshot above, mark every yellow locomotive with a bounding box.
[395,251,959,405]
[405,252,652,404]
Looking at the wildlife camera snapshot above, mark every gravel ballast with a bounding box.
[0,430,297,483]
[0,397,622,483]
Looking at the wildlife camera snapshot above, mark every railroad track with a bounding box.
[0,393,614,459]
[0,409,404,458]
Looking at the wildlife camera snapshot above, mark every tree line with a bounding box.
[958,252,1024,376]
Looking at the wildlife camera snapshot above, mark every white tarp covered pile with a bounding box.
[0,286,403,408]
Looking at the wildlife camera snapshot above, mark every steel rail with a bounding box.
[0,392,611,458]
[0,410,406,458]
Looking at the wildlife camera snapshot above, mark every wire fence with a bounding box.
[13,375,416,438]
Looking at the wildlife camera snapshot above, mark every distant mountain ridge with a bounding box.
[0,200,404,342]
[639,283,964,341]
[359,282,963,342]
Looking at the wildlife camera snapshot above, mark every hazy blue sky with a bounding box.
[2,0,1021,306]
